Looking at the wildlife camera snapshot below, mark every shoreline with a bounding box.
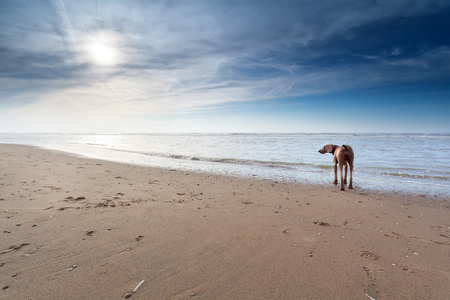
[3,142,449,201]
[1,144,449,299]
[1,131,450,199]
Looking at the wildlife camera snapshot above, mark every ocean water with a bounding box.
[1,133,449,198]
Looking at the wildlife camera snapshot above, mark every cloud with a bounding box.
[0,0,449,132]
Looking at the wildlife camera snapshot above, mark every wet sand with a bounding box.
[1,144,449,299]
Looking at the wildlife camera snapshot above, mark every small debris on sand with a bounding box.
[313,221,331,226]
[68,265,78,271]
[1,244,30,255]
[132,280,145,293]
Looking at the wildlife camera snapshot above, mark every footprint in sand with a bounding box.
[384,232,402,239]
[313,221,331,227]
[241,201,254,205]
[64,196,86,202]
[363,266,385,279]
[400,264,414,273]
[44,186,61,190]
[360,250,379,260]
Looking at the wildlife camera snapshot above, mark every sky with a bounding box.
[0,0,449,133]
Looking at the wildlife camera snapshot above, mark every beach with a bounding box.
[1,144,449,299]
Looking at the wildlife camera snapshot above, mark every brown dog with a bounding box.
[318,144,354,190]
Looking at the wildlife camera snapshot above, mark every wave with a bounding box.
[377,172,450,182]
[357,174,450,188]
[103,146,317,170]
[85,143,111,147]
[92,146,450,182]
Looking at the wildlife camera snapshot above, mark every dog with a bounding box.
[318,144,354,190]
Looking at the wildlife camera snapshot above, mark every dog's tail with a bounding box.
[342,145,352,151]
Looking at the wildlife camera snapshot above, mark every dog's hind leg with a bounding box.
[339,161,345,190]
[344,163,348,184]
[333,161,338,185]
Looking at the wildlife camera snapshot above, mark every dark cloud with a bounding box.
[321,5,450,59]
[0,49,88,80]
[209,1,450,94]
[0,0,449,105]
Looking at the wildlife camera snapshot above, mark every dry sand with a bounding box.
[0,144,449,299]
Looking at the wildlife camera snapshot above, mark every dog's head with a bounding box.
[318,144,335,154]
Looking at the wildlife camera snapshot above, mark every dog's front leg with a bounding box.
[348,162,353,189]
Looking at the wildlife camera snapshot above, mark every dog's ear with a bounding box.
[325,144,333,153]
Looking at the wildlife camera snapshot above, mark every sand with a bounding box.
[0,144,449,299]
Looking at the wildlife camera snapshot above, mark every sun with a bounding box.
[87,41,117,66]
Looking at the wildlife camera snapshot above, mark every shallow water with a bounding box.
[1,133,449,198]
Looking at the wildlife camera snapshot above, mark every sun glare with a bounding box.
[87,41,117,66]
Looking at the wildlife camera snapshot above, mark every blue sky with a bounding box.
[0,0,449,133]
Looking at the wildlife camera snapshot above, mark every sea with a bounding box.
[1,133,449,198]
